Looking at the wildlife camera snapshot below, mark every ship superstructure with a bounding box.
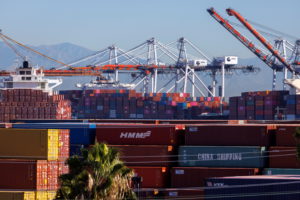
[0,61,62,94]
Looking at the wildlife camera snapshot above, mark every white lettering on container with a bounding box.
[120,131,151,139]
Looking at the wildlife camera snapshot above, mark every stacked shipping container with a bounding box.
[229,90,289,120]
[60,89,227,119]
[0,89,71,122]
[0,128,70,200]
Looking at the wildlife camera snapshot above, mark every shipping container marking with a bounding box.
[120,131,151,139]
[196,153,242,161]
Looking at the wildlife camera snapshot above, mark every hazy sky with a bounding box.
[1,0,299,59]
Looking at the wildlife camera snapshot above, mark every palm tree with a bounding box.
[56,142,136,200]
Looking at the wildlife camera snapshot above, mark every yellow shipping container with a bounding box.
[0,191,56,200]
[0,129,58,160]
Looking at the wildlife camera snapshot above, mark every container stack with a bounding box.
[95,124,195,199]
[229,90,288,120]
[0,128,70,200]
[11,123,96,158]
[60,89,227,119]
[0,89,72,122]
[172,124,270,193]
[203,124,300,199]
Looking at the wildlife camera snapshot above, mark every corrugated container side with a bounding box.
[185,125,275,146]
[0,160,48,190]
[0,129,53,160]
[96,125,183,145]
[269,146,300,168]
[48,129,59,161]
[276,125,299,146]
[130,166,169,188]
[171,167,259,187]
[263,168,300,175]
[110,145,176,166]
[0,191,36,200]
[178,146,266,168]
[205,176,300,200]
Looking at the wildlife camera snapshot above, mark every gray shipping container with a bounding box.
[178,146,266,168]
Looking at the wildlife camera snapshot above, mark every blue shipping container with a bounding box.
[12,123,96,145]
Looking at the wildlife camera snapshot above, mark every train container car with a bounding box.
[185,124,276,146]
[110,145,176,166]
[96,124,184,145]
[178,146,266,168]
[0,129,58,160]
[171,167,259,187]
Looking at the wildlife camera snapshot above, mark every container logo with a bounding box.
[197,153,242,161]
[120,131,151,139]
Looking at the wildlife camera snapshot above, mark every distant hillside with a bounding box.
[0,42,94,69]
[0,41,283,97]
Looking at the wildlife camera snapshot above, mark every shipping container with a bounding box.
[171,167,259,187]
[0,160,48,190]
[110,145,176,166]
[185,124,275,146]
[0,191,35,200]
[96,125,184,145]
[0,129,58,160]
[263,168,300,175]
[275,125,300,146]
[0,191,57,200]
[130,166,169,188]
[269,146,300,168]
[12,123,96,145]
[137,188,204,200]
[205,175,300,200]
[178,146,266,168]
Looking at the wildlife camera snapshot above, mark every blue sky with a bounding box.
[1,0,299,58]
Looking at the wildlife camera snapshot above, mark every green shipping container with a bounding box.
[178,146,266,168]
[263,168,300,175]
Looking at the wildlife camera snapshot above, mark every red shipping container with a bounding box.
[130,166,169,188]
[110,145,176,166]
[0,160,48,190]
[276,125,300,146]
[269,146,300,168]
[171,167,259,187]
[185,124,276,146]
[58,160,69,176]
[138,188,204,199]
[48,161,59,190]
[58,129,70,161]
[96,125,184,145]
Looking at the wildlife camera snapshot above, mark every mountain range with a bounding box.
[0,41,281,97]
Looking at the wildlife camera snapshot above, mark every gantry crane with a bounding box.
[207,8,299,90]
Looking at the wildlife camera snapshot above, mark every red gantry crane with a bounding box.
[207,7,298,90]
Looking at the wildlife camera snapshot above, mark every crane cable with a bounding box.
[0,31,70,67]
[0,35,26,61]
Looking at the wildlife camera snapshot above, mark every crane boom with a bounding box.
[207,8,275,69]
[226,8,295,73]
